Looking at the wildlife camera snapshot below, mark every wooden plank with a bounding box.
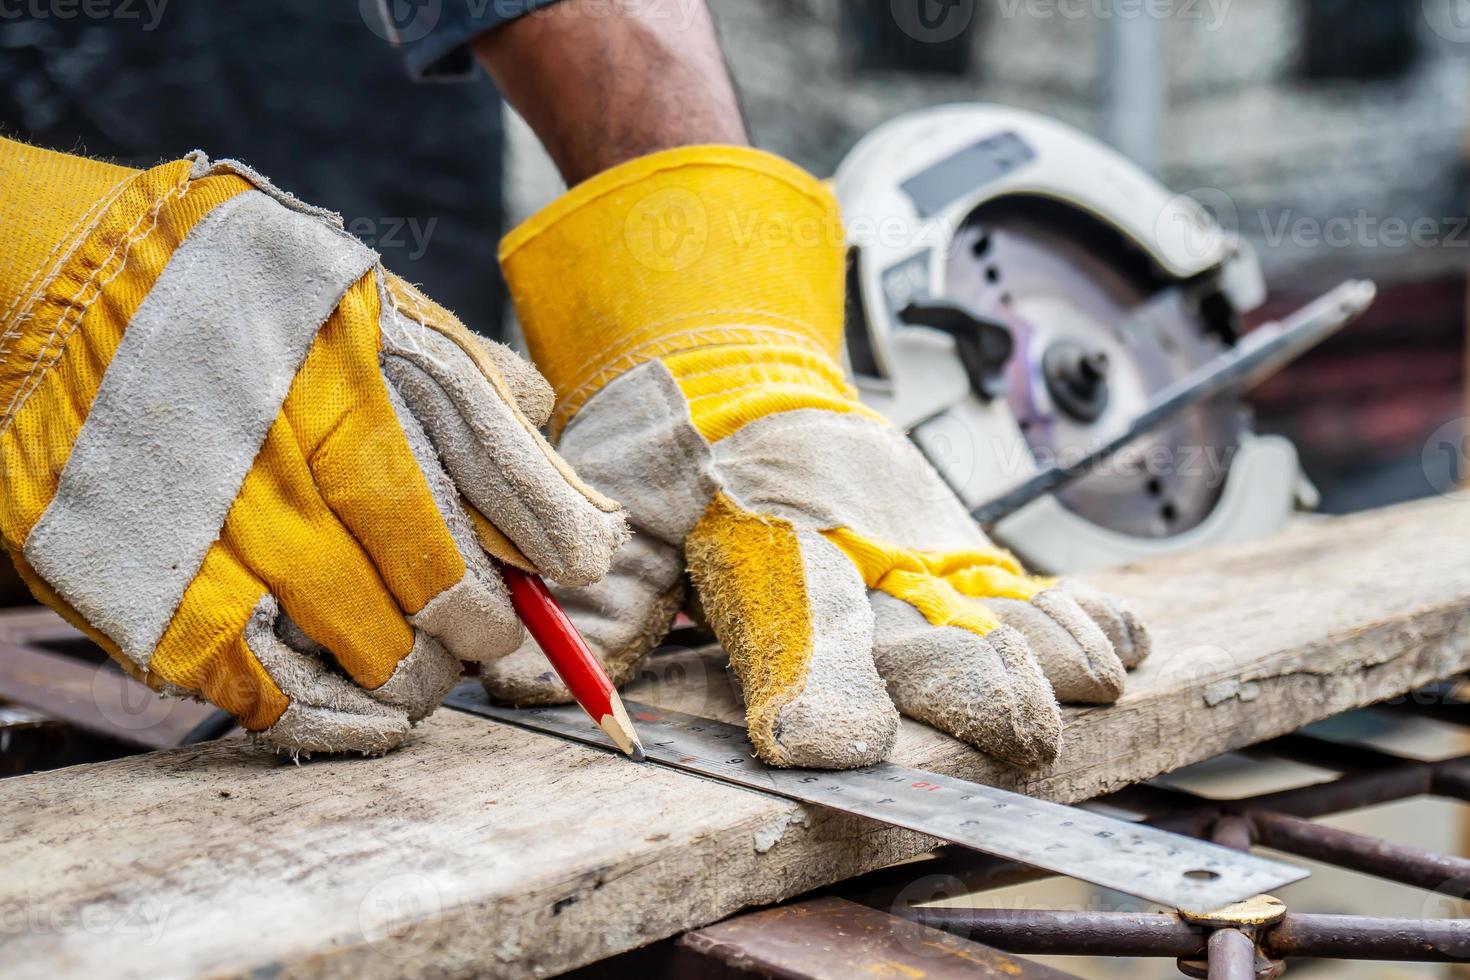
[3,497,1469,979]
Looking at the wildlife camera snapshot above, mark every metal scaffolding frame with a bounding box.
[824,694,1470,978]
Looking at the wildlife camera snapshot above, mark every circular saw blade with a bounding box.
[942,200,1243,539]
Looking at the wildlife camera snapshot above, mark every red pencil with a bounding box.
[496,561,646,761]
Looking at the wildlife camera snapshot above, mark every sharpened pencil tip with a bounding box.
[598,707,646,763]
[601,697,646,762]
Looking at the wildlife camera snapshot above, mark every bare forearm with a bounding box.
[473,0,747,185]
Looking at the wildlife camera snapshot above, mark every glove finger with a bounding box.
[381,381,526,663]
[387,273,557,427]
[482,532,686,705]
[822,525,1060,768]
[152,560,411,756]
[246,597,413,756]
[361,629,461,722]
[687,493,898,769]
[282,274,522,663]
[273,608,459,724]
[915,539,1133,702]
[220,415,419,694]
[981,591,1126,704]
[483,337,556,428]
[1056,581,1152,669]
[377,284,627,586]
[869,591,1061,770]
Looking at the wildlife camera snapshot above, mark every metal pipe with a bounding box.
[1208,927,1257,980]
[1102,783,1214,820]
[1372,688,1470,728]
[1253,733,1413,772]
[1253,810,1470,892]
[1211,814,1255,852]
[840,850,1052,909]
[912,909,1470,962]
[1102,0,1164,174]
[1432,760,1470,801]
[1246,766,1432,818]
[1264,914,1470,962]
[909,908,1205,957]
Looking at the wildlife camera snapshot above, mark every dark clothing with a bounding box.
[0,1,559,338]
[388,0,568,80]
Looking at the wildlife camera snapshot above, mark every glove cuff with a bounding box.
[500,145,846,437]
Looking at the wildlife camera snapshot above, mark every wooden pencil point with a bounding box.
[600,696,647,761]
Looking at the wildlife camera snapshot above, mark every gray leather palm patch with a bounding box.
[25,189,377,664]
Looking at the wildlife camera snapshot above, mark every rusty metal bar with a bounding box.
[1254,733,1413,772]
[1253,809,1470,891]
[1207,927,1257,979]
[681,897,1079,978]
[908,908,1205,958]
[1372,687,1470,727]
[1243,764,1433,818]
[1211,814,1254,851]
[1433,759,1470,801]
[1098,782,1211,820]
[1107,738,1468,827]
[0,605,87,647]
[0,639,214,749]
[1104,759,1432,828]
[1264,914,1470,962]
[910,908,1470,964]
[838,847,1053,908]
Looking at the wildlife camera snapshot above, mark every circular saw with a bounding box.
[834,104,1373,573]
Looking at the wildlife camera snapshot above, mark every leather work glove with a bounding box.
[485,147,1149,770]
[0,139,627,754]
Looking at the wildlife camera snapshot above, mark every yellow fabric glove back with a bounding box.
[0,139,626,754]
[492,146,1149,769]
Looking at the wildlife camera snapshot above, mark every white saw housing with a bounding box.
[834,104,1309,573]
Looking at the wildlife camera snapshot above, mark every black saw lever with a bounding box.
[899,300,1014,401]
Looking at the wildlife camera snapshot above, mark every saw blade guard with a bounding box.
[836,104,1299,572]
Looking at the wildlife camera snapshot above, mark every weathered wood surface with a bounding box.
[3,496,1469,979]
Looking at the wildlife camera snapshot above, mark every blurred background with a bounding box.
[2,3,1469,976]
[3,0,1466,518]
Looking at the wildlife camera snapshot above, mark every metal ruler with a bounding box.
[446,684,1306,912]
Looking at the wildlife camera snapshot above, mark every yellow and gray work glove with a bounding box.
[0,139,627,754]
[488,147,1149,770]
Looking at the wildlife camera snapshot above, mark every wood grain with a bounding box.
[3,496,1468,979]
